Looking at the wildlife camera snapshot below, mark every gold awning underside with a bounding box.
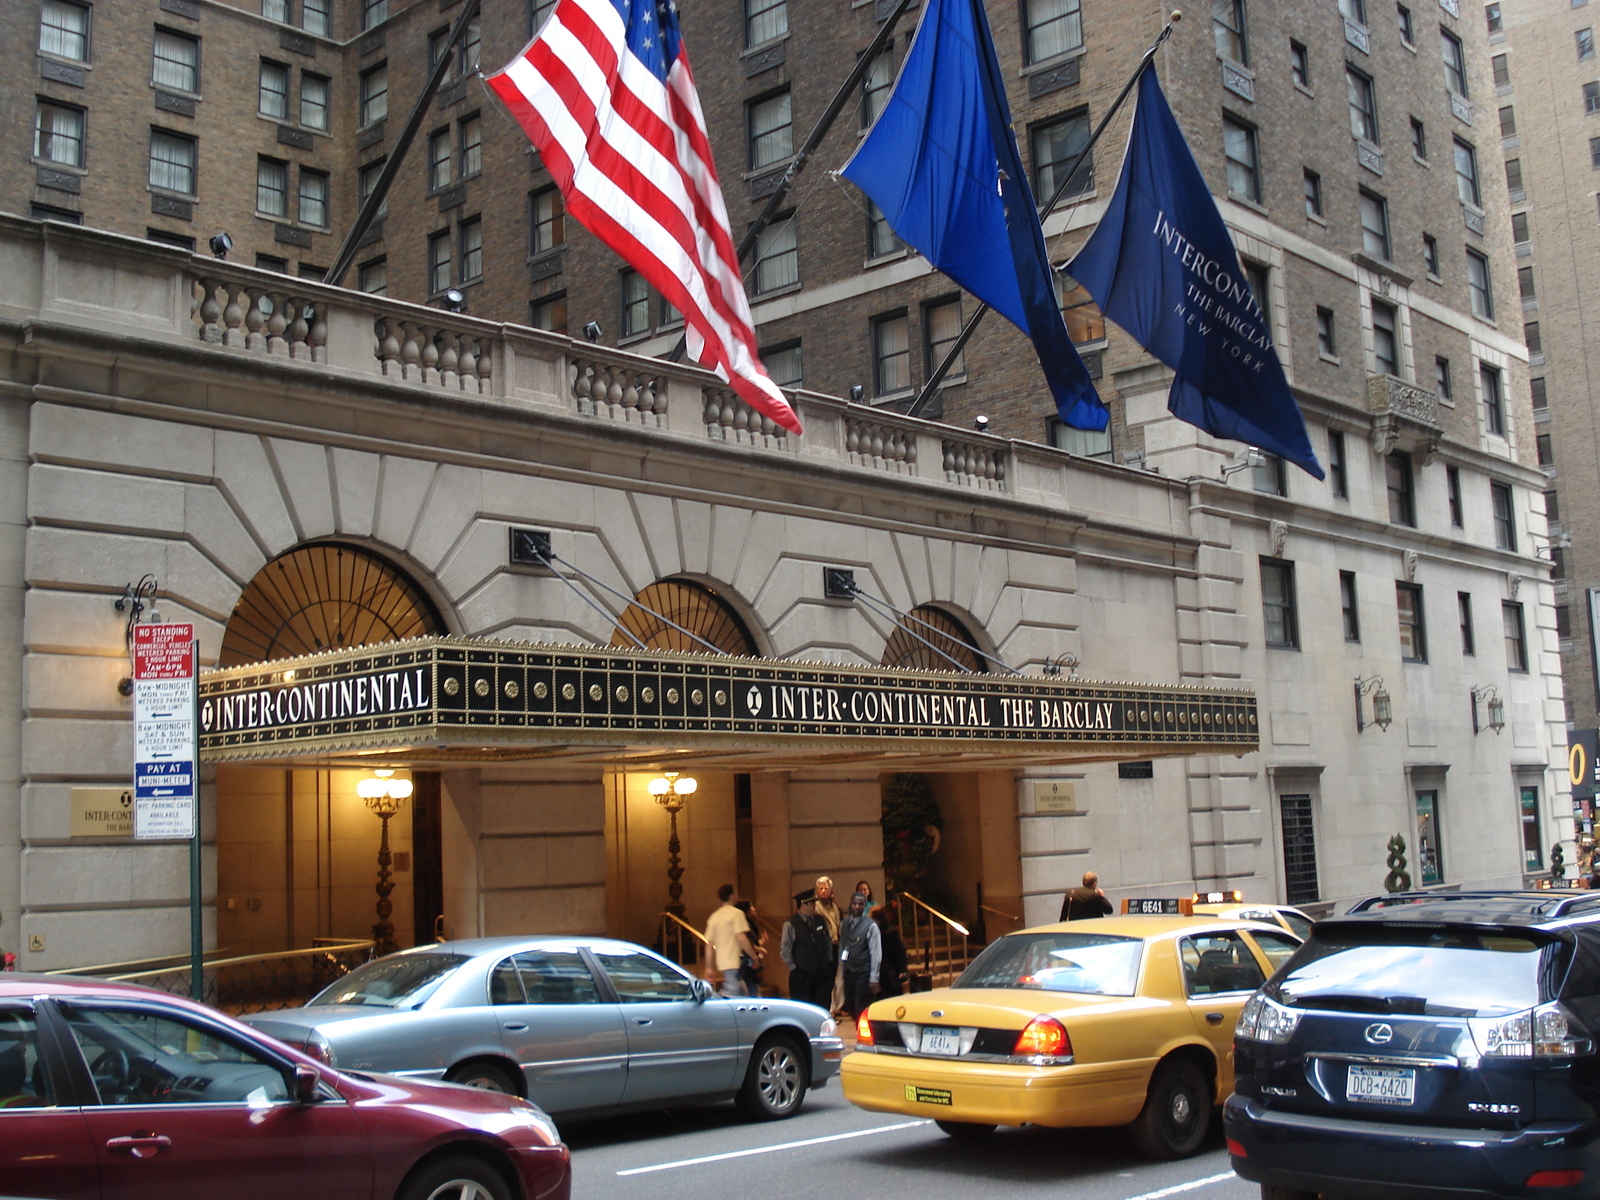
[199,637,1260,772]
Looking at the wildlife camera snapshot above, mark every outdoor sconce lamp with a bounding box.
[648,771,697,917]
[114,574,162,696]
[1354,675,1392,733]
[1472,685,1506,735]
[359,769,413,955]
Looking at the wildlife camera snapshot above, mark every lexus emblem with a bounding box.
[1365,1022,1394,1045]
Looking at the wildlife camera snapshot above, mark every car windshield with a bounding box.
[309,952,469,1008]
[956,932,1143,996]
[1268,926,1560,1018]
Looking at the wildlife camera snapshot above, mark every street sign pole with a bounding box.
[189,638,202,1000]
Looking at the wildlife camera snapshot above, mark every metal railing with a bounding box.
[53,940,374,1016]
[658,911,708,968]
[897,892,974,988]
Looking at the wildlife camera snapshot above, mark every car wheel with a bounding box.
[1259,1188,1319,1200]
[737,1035,809,1120]
[1128,1057,1210,1160]
[444,1061,519,1095]
[397,1155,511,1200]
[935,1120,997,1139]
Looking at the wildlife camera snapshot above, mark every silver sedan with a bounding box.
[243,936,843,1122]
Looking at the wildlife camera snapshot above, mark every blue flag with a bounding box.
[1069,69,1323,478]
[840,0,1105,431]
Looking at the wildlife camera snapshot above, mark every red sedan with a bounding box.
[0,973,570,1200]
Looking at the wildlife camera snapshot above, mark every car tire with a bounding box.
[1128,1057,1210,1160]
[444,1061,519,1096]
[935,1120,997,1139]
[1259,1188,1319,1200]
[397,1155,512,1200]
[736,1034,809,1120]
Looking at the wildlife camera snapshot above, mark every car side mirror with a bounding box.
[293,1063,322,1104]
[690,978,714,1004]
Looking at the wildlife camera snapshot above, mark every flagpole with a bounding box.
[667,0,919,362]
[905,15,1179,419]
[325,0,482,288]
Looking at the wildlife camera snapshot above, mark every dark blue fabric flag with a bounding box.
[839,0,1106,430]
[1069,69,1323,478]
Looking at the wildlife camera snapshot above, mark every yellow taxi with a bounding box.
[1189,890,1315,940]
[841,906,1300,1158]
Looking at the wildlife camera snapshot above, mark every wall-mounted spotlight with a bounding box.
[443,288,466,313]
[208,232,233,259]
[848,385,864,402]
[973,414,990,433]
[1221,447,1266,481]
[582,320,603,342]
[1354,674,1392,733]
[1471,684,1506,735]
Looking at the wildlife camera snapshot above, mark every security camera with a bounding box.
[583,321,603,342]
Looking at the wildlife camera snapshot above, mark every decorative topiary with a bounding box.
[881,773,943,893]
[1383,833,1411,893]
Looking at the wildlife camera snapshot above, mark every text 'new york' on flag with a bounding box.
[1068,69,1323,478]
[839,0,1107,431]
[486,0,801,434]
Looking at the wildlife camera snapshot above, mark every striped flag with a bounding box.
[487,0,801,434]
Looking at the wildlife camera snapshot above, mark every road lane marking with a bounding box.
[615,1119,931,1175]
[1122,1171,1237,1200]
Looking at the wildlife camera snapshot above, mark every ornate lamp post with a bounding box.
[648,771,697,917]
[357,770,413,955]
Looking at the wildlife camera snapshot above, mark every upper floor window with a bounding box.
[299,168,329,228]
[360,64,388,126]
[1486,3,1503,33]
[1585,80,1600,113]
[1213,0,1248,64]
[358,257,386,296]
[428,128,452,191]
[1341,570,1361,641]
[259,60,290,120]
[301,73,330,131]
[1303,168,1323,217]
[1398,4,1414,43]
[1340,0,1368,24]
[1423,232,1440,275]
[1359,189,1391,259]
[148,128,196,195]
[1254,453,1288,496]
[1411,116,1428,158]
[924,297,965,380]
[1503,601,1528,671]
[872,311,911,396]
[358,157,388,218]
[1480,361,1506,434]
[460,114,482,178]
[867,200,902,259]
[1446,464,1463,526]
[35,100,85,168]
[531,186,564,254]
[754,218,799,294]
[1329,428,1349,498]
[1491,481,1516,549]
[256,156,288,216]
[1442,28,1468,96]
[363,0,389,31]
[429,230,452,295]
[262,0,288,19]
[153,29,199,93]
[764,342,802,388]
[1493,52,1511,86]
[1049,418,1113,459]
[748,91,792,169]
[1056,272,1106,343]
[1224,115,1260,202]
[1505,156,1523,191]
[745,0,787,47]
[1436,354,1453,402]
[1453,137,1481,206]
[1032,110,1093,202]
[1026,0,1084,63]
[1371,298,1399,376]
[1291,40,1310,87]
[1348,68,1380,143]
[459,217,482,283]
[40,0,89,62]
[862,47,894,127]
[1261,558,1300,649]
[302,0,329,36]
[1466,249,1493,318]
[1316,305,1337,356]
[1386,450,1416,526]
[1396,582,1427,662]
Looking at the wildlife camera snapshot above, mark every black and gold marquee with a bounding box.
[198,637,1260,770]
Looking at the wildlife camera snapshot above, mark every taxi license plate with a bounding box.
[1346,1064,1415,1106]
[921,1028,961,1056]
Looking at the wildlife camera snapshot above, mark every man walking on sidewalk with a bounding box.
[704,884,758,997]
[1059,871,1114,921]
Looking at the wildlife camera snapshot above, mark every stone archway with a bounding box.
[610,577,758,655]
[880,605,987,672]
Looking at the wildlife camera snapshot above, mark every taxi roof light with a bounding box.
[1013,1015,1072,1061]
[1193,890,1243,904]
[855,1012,874,1047]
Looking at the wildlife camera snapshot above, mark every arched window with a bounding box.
[220,543,443,666]
[880,606,986,672]
[611,579,757,656]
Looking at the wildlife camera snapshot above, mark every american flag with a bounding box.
[488,0,801,434]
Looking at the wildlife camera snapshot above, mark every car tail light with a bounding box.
[1527,1170,1585,1188]
[1475,1003,1595,1059]
[301,1034,335,1066]
[1226,1139,1248,1159]
[1013,1016,1072,1062]
[856,1013,874,1047]
[1235,993,1302,1044]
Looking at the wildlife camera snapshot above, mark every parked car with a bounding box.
[1189,893,1315,940]
[243,936,844,1122]
[1226,889,1600,1200]
[842,913,1301,1157]
[0,972,570,1200]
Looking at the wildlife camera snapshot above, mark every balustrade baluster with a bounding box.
[439,333,460,389]
[376,318,401,376]
[265,293,289,355]
[222,285,247,348]
[421,329,441,385]
[246,291,270,352]
[197,279,223,343]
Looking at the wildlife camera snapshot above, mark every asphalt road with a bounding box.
[562,1083,1259,1200]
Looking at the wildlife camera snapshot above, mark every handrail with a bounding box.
[660,911,710,945]
[107,940,373,983]
[979,903,1020,923]
[899,892,971,937]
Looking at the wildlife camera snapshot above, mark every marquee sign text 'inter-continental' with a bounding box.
[207,669,431,732]
[748,683,1114,731]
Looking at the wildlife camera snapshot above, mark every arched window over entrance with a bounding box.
[611,579,757,656]
[880,606,987,673]
[220,542,444,667]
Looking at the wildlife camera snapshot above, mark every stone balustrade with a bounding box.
[374,317,494,393]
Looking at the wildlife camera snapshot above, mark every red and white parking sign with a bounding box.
[132,623,197,840]
[133,623,196,680]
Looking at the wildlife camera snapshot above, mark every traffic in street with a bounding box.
[561,1083,1255,1200]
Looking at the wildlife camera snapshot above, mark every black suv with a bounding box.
[1225,891,1600,1200]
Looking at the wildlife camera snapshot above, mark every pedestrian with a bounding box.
[871,905,907,998]
[780,889,835,1010]
[1059,870,1114,921]
[814,875,845,1015]
[839,891,882,1018]
[704,884,758,997]
[854,880,877,911]
[735,898,765,996]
